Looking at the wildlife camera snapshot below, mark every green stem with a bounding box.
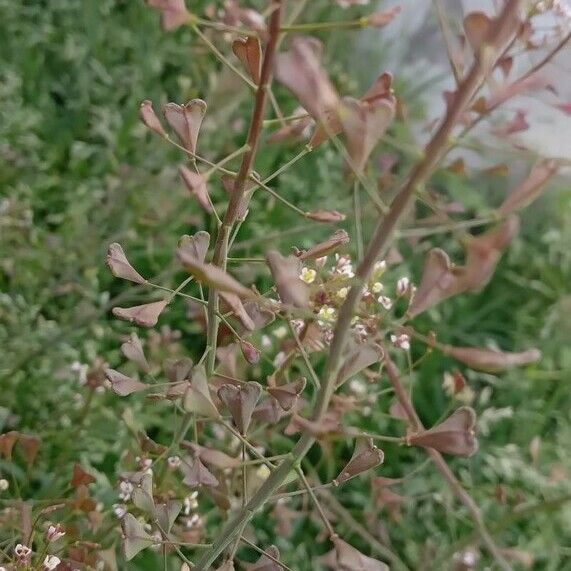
[218,421,277,470]
[203,145,250,178]
[320,488,410,571]
[205,2,283,380]
[261,146,311,185]
[263,112,309,127]
[240,537,294,571]
[295,466,335,537]
[359,432,403,443]
[287,320,321,390]
[353,179,364,261]
[255,177,308,217]
[328,134,389,214]
[195,17,259,37]
[226,257,266,263]
[192,25,256,90]
[280,17,368,33]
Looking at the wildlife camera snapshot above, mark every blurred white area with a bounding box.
[363,0,571,164]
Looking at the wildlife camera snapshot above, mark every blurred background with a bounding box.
[1,1,570,569]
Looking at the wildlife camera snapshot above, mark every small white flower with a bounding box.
[71,361,88,385]
[453,548,478,567]
[261,334,272,348]
[479,386,493,405]
[43,555,61,570]
[253,445,266,456]
[300,267,316,284]
[339,264,355,278]
[255,464,271,481]
[390,333,410,351]
[442,372,456,396]
[291,319,305,334]
[378,295,393,310]
[337,287,349,300]
[335,255,354,277]
[317,306,336,324]
[150,530,163,550]
[371,281,384,293]
[349,379,367,397]
[273,351,286,367]
[272,325,288,339]
[396,277,410,297]
[211,425,225,440]
[456,386,475,404]
[138,457,153,471]
[14,544,32,560]
[353,323,368,341]
[118,480,134,502]
[185,513,201,529]
[113,503,127,519]
[167,456,181,470]
[0,478,8,491]
[462,551,477,566]
[46,523,66,542]
[478,406,514,436]
[337,0,370,8]
[322,329,334,344]
[183,491,199,515]
[373,260,387,274]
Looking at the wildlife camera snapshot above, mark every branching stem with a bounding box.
[194,2,521,568]
[383,353,513,571]
[205,3,283,377]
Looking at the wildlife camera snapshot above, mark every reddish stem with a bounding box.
[205,2,283,375]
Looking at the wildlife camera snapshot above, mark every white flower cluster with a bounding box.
[287,253,418,354]
[113,503,127,519]
[14,543,32,562]
[390,333,411,351]
[183,491,199,515]
[169,491,199,535]
[299,267,316,284]
[118,480,134,502]
[317,305,336,326]
[44,555,61,570]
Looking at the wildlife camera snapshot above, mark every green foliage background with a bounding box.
[1,1,570,569]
